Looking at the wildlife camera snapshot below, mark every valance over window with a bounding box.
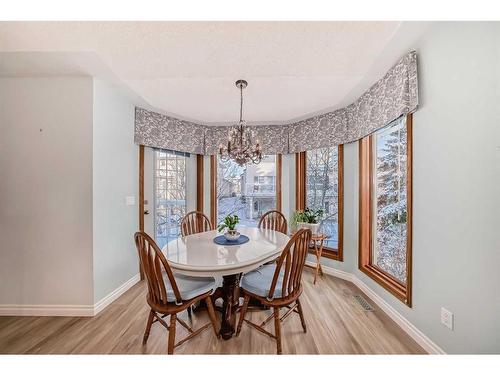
[134,108,205,155]
[287,51,418,153]
[134,51,418,155]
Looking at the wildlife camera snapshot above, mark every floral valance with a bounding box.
[287,51,418,153]
[134,51,418,155]
[134,108,206,154]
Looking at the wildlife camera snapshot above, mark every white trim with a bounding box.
[0,273,141,318]
[0,304,94,317]
[93,273,141,315]
[307,261,446,354]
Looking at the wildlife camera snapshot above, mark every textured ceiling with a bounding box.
[0,21,428,124]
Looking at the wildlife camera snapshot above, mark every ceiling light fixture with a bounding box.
[219,80,262,166]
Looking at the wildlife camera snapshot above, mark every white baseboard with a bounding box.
[0,304,95,317]
[0,273,140,318]
[306,261,446,354]
[93,273,141,315]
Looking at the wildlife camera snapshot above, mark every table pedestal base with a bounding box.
[219,273,241,340]
[191,273,266,340]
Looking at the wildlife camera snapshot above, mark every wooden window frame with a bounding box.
[210,154,283,227]
[296,145,344,262]
[358,114,413,306]
[196,154,204,212]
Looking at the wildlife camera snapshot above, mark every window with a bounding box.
[212,154,281,227]
[306,147,340,249]
[154,149,187,248]
[359,114,412,306]
[296,145,344,260]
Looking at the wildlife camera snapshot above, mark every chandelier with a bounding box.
[219,80,262,166]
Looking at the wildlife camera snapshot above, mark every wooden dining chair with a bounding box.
[258,210,288,266]
[181,211,212,237]
[258,210,288,234]
[134,231,219,354]
[236,228,312,354]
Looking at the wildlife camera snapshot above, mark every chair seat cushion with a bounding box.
[241,264,284,299]
[165,274,216,303]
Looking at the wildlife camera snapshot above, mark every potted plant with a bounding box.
[217,214,240,241]
[291,207,324,235]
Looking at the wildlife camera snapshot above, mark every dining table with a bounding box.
[161,226,290,339]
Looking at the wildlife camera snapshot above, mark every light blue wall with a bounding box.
[92,79,139,303]
[0,77,94,306]
[322,22,500,354]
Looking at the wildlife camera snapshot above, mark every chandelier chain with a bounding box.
[240,84,243,123]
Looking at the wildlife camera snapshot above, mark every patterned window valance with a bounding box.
[287,51,418,153]
[134,108,205,155]
[134,51,418,155]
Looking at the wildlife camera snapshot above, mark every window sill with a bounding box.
[359,264,411,306]
[307,246,343,262]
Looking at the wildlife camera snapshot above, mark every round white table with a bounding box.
[162,226,290,339]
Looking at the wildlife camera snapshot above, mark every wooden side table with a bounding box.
[304,234,327,285]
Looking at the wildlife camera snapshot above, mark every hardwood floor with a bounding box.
[0,269,425,354]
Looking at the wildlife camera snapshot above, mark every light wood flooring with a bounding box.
[0,269,425,354]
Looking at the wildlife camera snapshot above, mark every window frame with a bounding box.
[296,145,344,261]
[210,154,282,227]
[358,114,413,306]
[152,149,188,246]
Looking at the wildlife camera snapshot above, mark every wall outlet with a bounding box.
[441,307,454,330]
[125,196,136,206]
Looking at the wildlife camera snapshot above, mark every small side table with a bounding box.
[304,234,327,285]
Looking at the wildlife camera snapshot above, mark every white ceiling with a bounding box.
[0,21,429,124]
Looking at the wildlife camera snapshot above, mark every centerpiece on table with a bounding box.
[291,207,324,235]
[217,214,241,242]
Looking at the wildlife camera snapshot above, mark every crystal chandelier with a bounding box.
[219,80,262,166]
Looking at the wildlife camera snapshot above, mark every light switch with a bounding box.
[441,307,454,330]
[125,196,136,206]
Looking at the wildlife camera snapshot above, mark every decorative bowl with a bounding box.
[224,230,241,242]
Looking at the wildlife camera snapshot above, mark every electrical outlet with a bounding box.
[441,307,454,330]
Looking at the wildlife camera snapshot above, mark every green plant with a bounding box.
[217,214,240,232]
[291,207,324,225]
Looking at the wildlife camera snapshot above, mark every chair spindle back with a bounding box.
[268,228,312,300]
[258,210,288,234]
[181,211,212,237]
[134,232,182,305]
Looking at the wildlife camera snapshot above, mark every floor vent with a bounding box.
[354,295,375,311]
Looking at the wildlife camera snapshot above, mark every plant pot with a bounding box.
[224,229,241,242]
[296,222,320,235]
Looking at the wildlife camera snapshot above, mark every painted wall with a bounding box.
[281,154,295,228]
[324,22,500,354]
[0,77,94,306]
[92,79,139,303]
